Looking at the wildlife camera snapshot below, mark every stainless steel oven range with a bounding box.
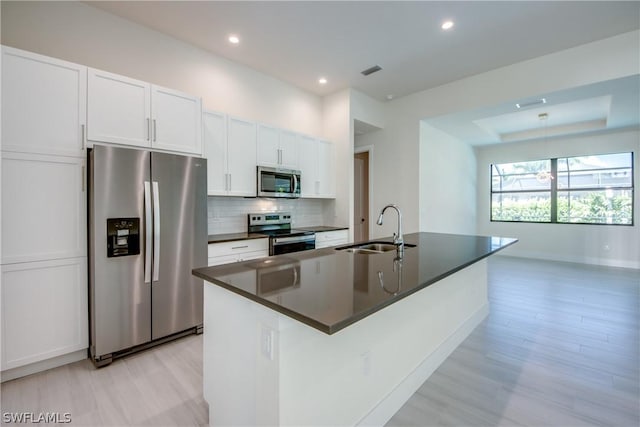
[248,213,315,255]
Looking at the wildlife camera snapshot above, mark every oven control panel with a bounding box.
[248,212,292,226]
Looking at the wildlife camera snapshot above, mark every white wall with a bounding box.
[420,123,477,234]
[1,1,348,230]
[0,1,322,136]
[476,129,640,269]
[355,30,640,242]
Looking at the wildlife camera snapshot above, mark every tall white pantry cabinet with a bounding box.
[1,47,89,378]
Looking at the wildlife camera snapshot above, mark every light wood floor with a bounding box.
[1,256,638,426]
[388,256,640,427]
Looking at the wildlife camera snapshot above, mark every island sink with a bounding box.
[335,241,416,254]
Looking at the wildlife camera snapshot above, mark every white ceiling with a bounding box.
[85,1,639,144]
[426,75,640,145]
[87,1,640,102]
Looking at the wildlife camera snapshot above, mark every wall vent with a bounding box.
[361,65,382,76]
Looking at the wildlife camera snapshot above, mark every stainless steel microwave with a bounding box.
[257,166,301,198]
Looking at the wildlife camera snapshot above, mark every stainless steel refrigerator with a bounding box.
[88,145,207,367]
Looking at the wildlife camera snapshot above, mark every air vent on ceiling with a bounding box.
[361,65,382,76]
[516,98,546,109]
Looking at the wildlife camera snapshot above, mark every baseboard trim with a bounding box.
[356,303,490,426]
[1,350,87,383]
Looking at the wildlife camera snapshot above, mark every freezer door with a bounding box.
[150,152,207,339]
[89,145,152,357]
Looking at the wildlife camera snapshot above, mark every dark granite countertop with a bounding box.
[193,232,517,334]
[207,226,347,244]
[298,225,349,232]
[208,232,269,244]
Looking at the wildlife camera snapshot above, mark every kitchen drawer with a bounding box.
[208,250,267,267]
[315,230,348,249]
[208,238,268,258]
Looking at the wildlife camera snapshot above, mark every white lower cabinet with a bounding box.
[208,239,269,266]
[315,230,349,249]
[1,257,88,371]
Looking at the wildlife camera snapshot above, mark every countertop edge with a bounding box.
[194,234,518,335]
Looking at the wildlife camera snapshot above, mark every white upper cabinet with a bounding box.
[1,46,87,157]
[279,129,299,169]
[203,111,256,197]
[203,111,228,195]
[298,135,335,198]
[317,139,335,198]
[151,85,202,155]
[227,117,257,197]
[87,68,202,155]
[257,124,299,169]
[87,68,151,148]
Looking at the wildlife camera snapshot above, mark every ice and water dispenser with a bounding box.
[106,218,140,257]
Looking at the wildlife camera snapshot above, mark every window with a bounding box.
[491,152,634,225]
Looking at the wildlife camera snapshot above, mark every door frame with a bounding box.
[354,145,374,240]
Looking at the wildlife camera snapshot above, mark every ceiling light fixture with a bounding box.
[318,77,327,85]
[228,35,240,44]
[441,20,454,30]
[516,98,546,109]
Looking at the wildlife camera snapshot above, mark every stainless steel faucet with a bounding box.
[376,204,404,255]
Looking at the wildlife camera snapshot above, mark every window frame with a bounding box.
[490,152,634,226]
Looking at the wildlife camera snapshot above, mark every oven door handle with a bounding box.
[272,234,315,245]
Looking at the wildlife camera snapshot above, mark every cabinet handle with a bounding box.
[232,245,249,250]
[153,119,157,142]
[81,166,85,192]
[81,124,86,150]
[228,174,232,191]
[146,118,150,141]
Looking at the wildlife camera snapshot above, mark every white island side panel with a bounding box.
[203,259,488,426]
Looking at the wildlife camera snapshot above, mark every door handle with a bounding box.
[144,181,152,283]
[152,181,160,282]
[146,118,150,141]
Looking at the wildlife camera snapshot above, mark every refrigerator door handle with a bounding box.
[152,181,161,282]
[144,181,152,283]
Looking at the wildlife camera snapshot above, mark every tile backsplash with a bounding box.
[207,197,332,235]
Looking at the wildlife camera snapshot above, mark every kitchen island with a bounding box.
[193,232,516,426]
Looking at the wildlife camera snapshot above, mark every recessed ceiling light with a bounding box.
[441,20,454,30]
[318,77,328,85]
[386,94,394,100]
[228,35,240,44]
